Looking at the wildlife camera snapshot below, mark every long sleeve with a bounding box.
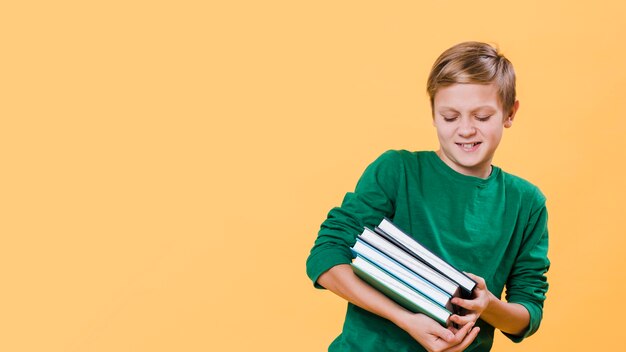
[306,150,551,351]
[502,190,550,342]
[306,150,401,288]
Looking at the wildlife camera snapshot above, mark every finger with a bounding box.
[445,326,481,352]
[449,314,477,327]
[433,322,467,346]
[451,297,477,311]
[449,320,474,344]
[433,324,456,343]
[437,321,476,351]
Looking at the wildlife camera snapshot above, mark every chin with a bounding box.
[451,155,483,167]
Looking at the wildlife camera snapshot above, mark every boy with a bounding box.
[306,42,550,351]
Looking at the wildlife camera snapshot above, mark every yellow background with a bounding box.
[2,1,625,351]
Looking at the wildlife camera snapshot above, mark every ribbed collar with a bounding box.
[425,151,500,187]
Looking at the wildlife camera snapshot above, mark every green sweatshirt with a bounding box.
[306,150,550,352]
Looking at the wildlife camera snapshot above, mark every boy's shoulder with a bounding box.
[367,149,434,174]
[375,149,430,162]
[499,169,546,205]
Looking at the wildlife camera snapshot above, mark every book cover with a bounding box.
[351,255,451,326]
[358,227,461,298]
[351,238,453,311]
[375,218,476,296]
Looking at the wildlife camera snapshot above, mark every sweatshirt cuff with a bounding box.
[501,301,543,343]
[306,246,354,289]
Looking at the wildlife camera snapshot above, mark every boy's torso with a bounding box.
[330,150,542,352]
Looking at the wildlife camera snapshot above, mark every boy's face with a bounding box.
[432,83,518,178]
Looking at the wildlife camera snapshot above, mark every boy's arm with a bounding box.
[308,150,476,349]
[449,274,530,335]
[500,200,550,341]
[480,294,530,335]
[318,264,481,352]
[451,194,550,340]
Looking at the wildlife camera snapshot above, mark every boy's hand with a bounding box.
[449,273,494,327]
[397,312,480,352]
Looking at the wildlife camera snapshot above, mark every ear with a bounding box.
[504,100,519,128]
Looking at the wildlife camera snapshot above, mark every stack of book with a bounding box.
[350,218,476,326]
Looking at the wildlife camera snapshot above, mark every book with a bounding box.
[358,227,462,298]
[351,238,453,311]
[351,255,452,326]
[375,218,476,296]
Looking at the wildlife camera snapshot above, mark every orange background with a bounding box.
[2,1,626,351]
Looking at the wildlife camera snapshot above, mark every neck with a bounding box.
[435,150,493,179]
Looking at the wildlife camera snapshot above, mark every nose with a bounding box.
[457,117,476,137]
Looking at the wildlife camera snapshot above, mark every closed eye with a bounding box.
[441,114,459,122]
[475,115,492,121]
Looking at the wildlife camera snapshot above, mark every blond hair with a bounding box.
[427,42,516,115]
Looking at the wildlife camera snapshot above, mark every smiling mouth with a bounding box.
[456,142,481,151]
